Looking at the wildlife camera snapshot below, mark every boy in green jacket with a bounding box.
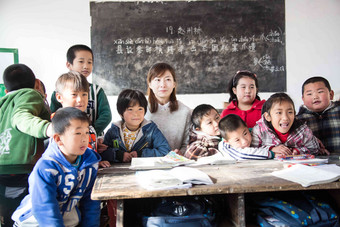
[0,64,52,227]
[50,44,112,135]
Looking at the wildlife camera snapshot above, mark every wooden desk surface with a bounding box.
[91,155,340,201]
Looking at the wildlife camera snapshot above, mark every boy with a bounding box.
[54,71,110,167]
[12,107,101,226]
[218,114,275,160]
[0,64,51,227]
[101,89,170,163]
[297,76,340,153]
[184,104,221,160]
[50,44,112,135]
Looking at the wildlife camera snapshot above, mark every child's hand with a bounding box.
[272,145,292,156]
[173,149,181,154]
[97,138,108,153]
[123,152,133,162]
[46,123,53,137]
[291,148,300,155]
[99,161,111,168]
[130,151,137,158]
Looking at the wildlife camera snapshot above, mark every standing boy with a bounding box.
[12,107,101,226]
[0,64,51,227]
[50,44,112,135]
[297,76,340,152]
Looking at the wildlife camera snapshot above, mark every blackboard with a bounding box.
[90,0,286,95]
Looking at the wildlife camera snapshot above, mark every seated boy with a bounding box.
[0,64,51,227]
[101,89,170,163]
[297,76,340,153]
[218,114,274,160]
[54,71,110,167]
[12,107,101,226]
[184,104,221,160]
[50,44,112,135]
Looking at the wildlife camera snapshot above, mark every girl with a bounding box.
[101,89,170,163]
[251,93,320,156]
[221,70,265,128]
[145,63,191,155]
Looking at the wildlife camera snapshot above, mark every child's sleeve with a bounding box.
[294,126,320,155]
[94,87,112,135]
[184,141,218,160]
[230,146,274,160]
[79,166,101,227]
[31,163,64,225]
[139,126,171,157]
[12,90,51,138]
[219,140,273,160]
[50,90,62,113]
[101,127,124,162]
[250,125,263,148]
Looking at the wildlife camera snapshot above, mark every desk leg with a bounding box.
[227,193,245,227]
[116,200,124,227]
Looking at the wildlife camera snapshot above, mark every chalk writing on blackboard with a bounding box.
[90,1,286,95]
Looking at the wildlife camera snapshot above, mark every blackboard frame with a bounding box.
[90,1,286,95]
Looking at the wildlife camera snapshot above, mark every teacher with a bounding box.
[145,62,191,155]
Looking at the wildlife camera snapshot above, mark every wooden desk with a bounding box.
[92,156,340,226]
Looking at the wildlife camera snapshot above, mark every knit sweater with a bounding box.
[145,101,191,154]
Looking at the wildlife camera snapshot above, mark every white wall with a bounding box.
[1,0,340,123]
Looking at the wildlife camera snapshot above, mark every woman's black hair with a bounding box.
[262,92,302,133]
[228,70,261,102]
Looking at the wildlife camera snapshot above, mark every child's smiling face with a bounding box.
[122,103,145,131]
[265,101,295,134]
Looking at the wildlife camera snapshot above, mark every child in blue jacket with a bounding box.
[12,107,101,226]
[101,89,170,163]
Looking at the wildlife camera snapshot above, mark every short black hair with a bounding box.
[52,107,90,135]
[66,44,93,64]
[302,76,331,95]
[191,104,218,129]
[117,89,148,119]
[3,64,36,92]
[219,114,247,140]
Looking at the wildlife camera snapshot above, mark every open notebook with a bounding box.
[135,166,213,190]
[272,164,340,187]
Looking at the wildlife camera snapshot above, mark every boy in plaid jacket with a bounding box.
[297,76,340,153]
